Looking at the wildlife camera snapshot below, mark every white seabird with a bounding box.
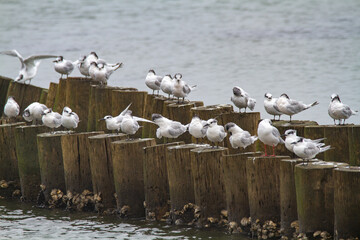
[264,93,282,120]
[204,118,227,147]
[23,102,48,125]
[172,73,196,103]
[42,108,62,133]
[3,96,20,120]
[225,122,258,149]
[53,56,79,79]
[257,119,284,156]
[160,74,174,98]
[230,86,256,113]
[328,94,357,125]
[151,113,187,139]
[61,106,79,130]
[292,137,331,162]
[145,69,163,95]
[0,49,57,84]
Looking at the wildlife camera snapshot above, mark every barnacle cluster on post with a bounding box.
[250,219,281,239]
[0,179,21,199]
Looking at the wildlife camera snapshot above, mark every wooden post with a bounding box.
[190,104,233,144]
[304,125,326,160]
[348,125,360,166]
[295,162,348,235]
[323,125,350,163]
[142,94,155,138]
[39,89,48,104]
[111,138,156,218]
[166,102,204,143]
[190,147,229,226]
[0,122,25,181]
[61,131,104,193]
[221,152,262,225]
[6,81,45,115]
[166,144,202,222]
[219,112,261,154]
[143,142,184,220]
[65,78,93,132]
[53,78,67,113]
[14,125,47,201]
[88,133,127,209]
[111,90,146,138]
[0,76,12,116]
[45,82,58,108]
[37,132,69,202]
[246,156,290,223]
[280,159,307,236]
[334,166,360,239]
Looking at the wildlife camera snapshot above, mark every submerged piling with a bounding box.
[334,166,360,239]
[246,156,290,224]
[143,142,184,221]
[88,133,127,209]
[14,125,47,201]
[166,144,201,223]
[0,122,25,181]
[221,152,262,225]
[37,132,68,202]
[111,138,156,218]
[191,147,228,227]
[61,131,103,193]
[295,162,348,235]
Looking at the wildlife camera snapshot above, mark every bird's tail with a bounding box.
[251,135,258,143]
[248,98,256,111]
[190,85,197,91]
[352,109,358,115]
[306,101,319,109]
[313,137,326,144]
[319,145,332,153]
[114,63,123,71]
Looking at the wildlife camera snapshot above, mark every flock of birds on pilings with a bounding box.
[1,50,359,162]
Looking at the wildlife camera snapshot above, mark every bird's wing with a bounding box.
[25,55,58,67]
[119,103,132,116]
[133,116,154,124]
[0,50,25,67]
[72,112,80,122]
[303,142,318,156]
[168,123,186,137]
[272,126,284,143]
[183,84,191,94]
[219,126,227,138]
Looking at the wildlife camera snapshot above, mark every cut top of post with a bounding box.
[88,133,127,139]
[190,146,228,154]
[167,143,210,150]
[295,161,348,170]
[333,165,360,173]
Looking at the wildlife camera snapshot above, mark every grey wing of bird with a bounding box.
[286,99,306,114]
[342,105,353,117]
[0,50,25,67]
[133,116,154,124]
[183,84,191,94]
[25,55,58,67]
[303,142,319,157]
[219,126,227,139]
[168,121,186,137]
[53,112,62,125]
[156,75,163,82]
[272,126,284,144]
[73,112,80,122]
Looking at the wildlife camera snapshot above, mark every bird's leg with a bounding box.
[177,97,180,104]
[168,93,170,99]
[278,115,281,121]
[333,119,336,125]
[244,107,247,113]
[262,144,267,157]
[289,115,292,122]
[343,119,346,125]
[60,74,63,79]
[273,115,276,121]
[152,90,155,95]
[182,97,185,103]
[270,146,276,157]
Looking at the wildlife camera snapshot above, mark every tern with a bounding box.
[257,119,284,156]
[225,122,258,149]
[328,94,357,125]
[172,73,196,103]
[264,93,282,120]
[151,113,187,139]
[230,87,256,113]
[61,106,79,130]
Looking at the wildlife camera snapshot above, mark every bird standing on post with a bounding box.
[160,74,174,99]
[230,86,256,113]
[120,110,154,139]
[42,108,62,133]
[225,122,258,149]
[172,73,196,103]
[22,102,48,125]
[204,118,227,148]
[53,56,79,79]
[99,103,132,134]
[291,137,331,163]
[145,69,162,95]
[257,119,284,156]
[61,106,79,131]
[328,94,357,125]
[3,96,20,122]
[152,113,187,139]
[276,93,318,122]
[0,49,57,84]
[188,115,209,142]
[264,93,282,120]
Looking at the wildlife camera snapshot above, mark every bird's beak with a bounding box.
[53,60,57,62]
[281,134,286,137]
[291,142,297,145]
[204,123,210,127]
[98,118,105,121]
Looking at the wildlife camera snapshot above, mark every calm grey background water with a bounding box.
[0,0,359,238]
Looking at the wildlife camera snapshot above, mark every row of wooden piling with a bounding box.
[0,75,359,239]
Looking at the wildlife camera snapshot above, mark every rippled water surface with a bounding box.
[0,199,242,240]
[0,0,359,124]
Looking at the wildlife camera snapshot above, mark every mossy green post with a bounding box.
[15,125,47,201]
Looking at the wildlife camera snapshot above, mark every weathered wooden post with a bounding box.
[246,156,290,224]
[111,138,156,218]
[334,166,360,239]
[61,131,103,193]
[39,89,48,104]
[295,162,348,235]
[45,82,58,108]
[14,125,47,201]
[166,144,202,223]
[0,122,25,181]
[88,133,127,209]
[0,76,12,116]
[280,159,317,236]
[348,125,360,166]
[191,147,229,227]
[324,125,350,163]
[304,125,326,160]
[166,102,204,143]
[37,132,69,202]
[190,104,233,144]
[219,112,260,154]
[5,81,45,114]
[221,152,262,225]
[141,94,155,138]
[53,78,67,113]
[143,142,184,220]
[64,78,94,132]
